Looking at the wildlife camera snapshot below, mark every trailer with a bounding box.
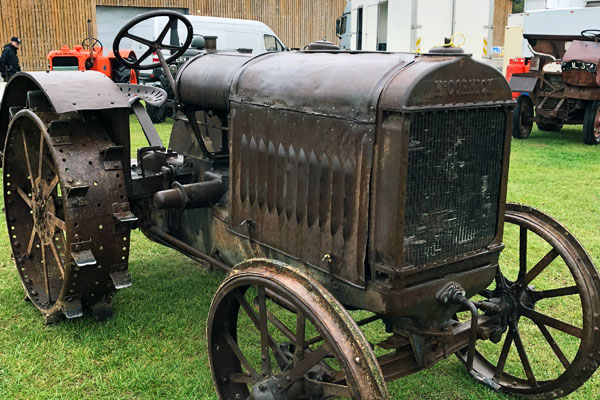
[336,0,495,61]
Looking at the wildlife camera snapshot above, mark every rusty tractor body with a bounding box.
[510,30,600,144]
[1,11,599,399]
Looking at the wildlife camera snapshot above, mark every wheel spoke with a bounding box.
[258,286,271,377]
[494,330,513,378]
[16,186,32,208]
[46,212,66,232]
[519,227,527,280]
[21,128,35,188]
[223,332,261,381]
[156,18,173,44]
[42,175,59,200]
[280,343,332,390]
[232,290,289,365]
[520,305,583,338]
[228,373,254,384]
[137,48,155,65]
[253,295,296,343]
[41,244,51,303]
[49,240,65,279]
[124,33,154,47]
[26,227,37,258]
[534,285,578,300]
[311,379,351,397]
[535,322,570,369]
[518,248,559,287]
[511,323,538,387]
[37,130,45,182]
[294,311,306,364]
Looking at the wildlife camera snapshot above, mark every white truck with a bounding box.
[336,0,496,61]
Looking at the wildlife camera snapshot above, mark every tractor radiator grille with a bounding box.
[404,107,506,266]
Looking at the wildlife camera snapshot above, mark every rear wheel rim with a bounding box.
[4,108,133,320]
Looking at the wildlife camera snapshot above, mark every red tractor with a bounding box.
[47,19,137,84]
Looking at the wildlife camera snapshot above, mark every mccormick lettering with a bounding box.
[428,79,495,98]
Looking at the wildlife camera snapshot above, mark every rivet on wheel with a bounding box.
[235,394,241,399]
[355,357,361,364]
[286,376,291,382]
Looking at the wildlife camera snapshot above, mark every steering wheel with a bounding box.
[113,10,193,70]
[581,29,600,41]
[81,37,103,52]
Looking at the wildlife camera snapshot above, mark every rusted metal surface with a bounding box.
[229,104,374,288]
[230,51,414,123]
[0,71,129,147]
[176,52,254,110]
[208,259,389,399]
[3,107,133,321]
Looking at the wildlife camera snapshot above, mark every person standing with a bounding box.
[0,37,21,82]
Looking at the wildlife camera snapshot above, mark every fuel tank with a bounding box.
[177,49,512,292]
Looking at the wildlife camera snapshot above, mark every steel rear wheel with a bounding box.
[470,203,600,398]
[583,101,600,145]
[208,259,388,400]
[3,107,133,323]
[513,95,534,139]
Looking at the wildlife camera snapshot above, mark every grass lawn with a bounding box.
[0,118,598,399]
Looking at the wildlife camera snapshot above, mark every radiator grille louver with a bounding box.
[404,107,506,266]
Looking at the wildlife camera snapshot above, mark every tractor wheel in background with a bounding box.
[3,95,134,323]
[513,95,534,139]
[113,54,138,84]
[463,203,600,399]
[146,102,168,124]
[583,101,600,145]
[536,118,563,132]
[208,259,389,400]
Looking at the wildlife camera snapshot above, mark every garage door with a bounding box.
[96,6,188,55]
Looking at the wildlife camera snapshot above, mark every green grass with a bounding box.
[0,119,598,399]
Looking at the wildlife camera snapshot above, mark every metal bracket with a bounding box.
[109,270,132,290]
[112,202,138,229]
[61,298,83,319]
[71,240,96,268]
[240,219,256,249]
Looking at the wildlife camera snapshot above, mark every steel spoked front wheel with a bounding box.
[471,203,600,398]
[207,259,388,400]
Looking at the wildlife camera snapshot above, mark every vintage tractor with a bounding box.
[46,19,138,84]
[510,30,600,144]
[1,11,599,399]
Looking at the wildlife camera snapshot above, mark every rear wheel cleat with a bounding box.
[91,301,114,322]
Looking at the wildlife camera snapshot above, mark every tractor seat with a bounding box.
[561,40,600,87]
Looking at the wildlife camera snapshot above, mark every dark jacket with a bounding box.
[0,43,20,80]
